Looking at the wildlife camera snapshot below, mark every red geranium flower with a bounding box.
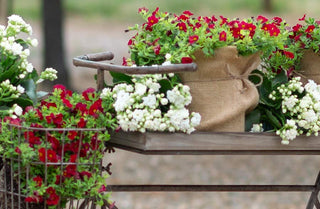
[182,10,193,16]
[138,7,148,13]
[148,15,159,26]
[305,25,315,33]
[68,131,78,140]
[62,98,73,108]
[80,171,92,180]
[82,88,95,101]
[89,99,103,117]
[46,187,60,206]
[15,147,21,154]
[283,51,295,59]
[257,15,268,23]
[181,57,193,63]
[48,149,58,162]
[177,22,187,32]
[153,45,161,55]
[219,31,227,41]
[189,35,199,44]
[38,147,46,162]
[75,102,88,115]
[292,24,302,32]
[33,176,43,187]
[231,28,241,38]
[48,134,60,151]
[299,14,306,21]
[24,131,41,147]
[77,118,87,128]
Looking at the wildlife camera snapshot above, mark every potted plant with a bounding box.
[0,85,117,208]
[288,15,320,84]
[123,7,290,132]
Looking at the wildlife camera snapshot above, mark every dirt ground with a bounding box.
[29,17,320,209]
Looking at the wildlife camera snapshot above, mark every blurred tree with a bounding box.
[263,0,272,12]
[42,0,70,89]
[0,0,13,24]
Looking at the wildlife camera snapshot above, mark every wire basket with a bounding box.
[0,124,113,209]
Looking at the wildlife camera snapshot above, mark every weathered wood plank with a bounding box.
[108,131,320,155]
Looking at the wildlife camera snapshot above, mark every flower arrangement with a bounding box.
[124,7,289,66]
[102,73,201,134]
[0,85,116,208]
[0,15,57,117]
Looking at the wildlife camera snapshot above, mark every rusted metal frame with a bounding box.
[106,185,315,192]
[106,142,320,155]
[306,171,320,209]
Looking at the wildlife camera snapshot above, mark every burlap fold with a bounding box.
[180,46,260,132]
[299,49,320,84]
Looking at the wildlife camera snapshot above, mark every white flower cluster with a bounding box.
[101,74,201,133]
[250,123,264,132]
[0,79,25,99]
[37,68,58,84]
[269,77,320,144]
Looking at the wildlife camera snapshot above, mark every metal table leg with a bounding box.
[306,170,320,209]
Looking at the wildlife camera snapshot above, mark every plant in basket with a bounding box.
[0,85,117,208]
[287,15,320,83]
[0,15,57,117]
[121,7,289,132]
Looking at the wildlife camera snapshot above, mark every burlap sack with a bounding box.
[299,49,320,84]
[179,46,260,132]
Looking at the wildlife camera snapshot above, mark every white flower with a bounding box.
[250,123,264,132]
[135,83,147,96]
[11,42,23,55]
[162,61,172,66]
[282,96,298,110]
[8,15,25,25]
[148,82,161,92]
[282,128,298,141]
[17,85,25,94]
[114,90,132,112]
[26,63,34,73]
[142,94,157,108]
[100,88,112,99]
[160,98,168,105]
[132,109,145,122]
[13,104,23,116]
[302,109,317,123]
[165,53,171,60]
[30,38,38,47]
[191,113,201,127]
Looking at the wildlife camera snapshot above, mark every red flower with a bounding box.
[257,15,268,23]
[188,35,199,44]
[67,131,78,140]
[25,195,43,203]
[46,187,60,206]
[299,14,306,21]
[292,24,302,32]
[138,7,148,13]
[177,22,187,32]
[181,57,193,63]
[151,7,159,15]
[98,185,107,193]
[33,176,43,187]
[24,131,41,147]
[178,14,189,21]
[15,147,21,154]
[47,149,58,162]
[38,147,46,162]
[182,10,193,16]
[53,84,66,91]
[272,17,282,25]
[75,102,88,115]
[211,15,218,22]
[69,154,78,163]
[219,15,228,25]
[62,98,73,108]
[82,88,95,101]
[305,25,315,33]
[231,28,241,38]
[283,51,295,59]
[64,165,78,178]
[148,15,159,26]
[89,99,103,117]
[262,23,280,36]
[122,57,128,66]
[80,143,90,157]
[80,171,92,180]
[153,45,161,55]
[77,118,87,128]
[219,31,227,41]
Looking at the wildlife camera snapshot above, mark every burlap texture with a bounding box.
[180,46,260,132]
[299,49,320,84]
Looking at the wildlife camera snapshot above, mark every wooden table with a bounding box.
[106,131,320,209]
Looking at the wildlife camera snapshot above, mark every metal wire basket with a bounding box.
[0,124,114,209]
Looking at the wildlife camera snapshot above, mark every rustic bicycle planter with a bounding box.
[73,51,320,209]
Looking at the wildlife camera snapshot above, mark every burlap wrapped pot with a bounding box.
[179,46,260,132]
[299,49,320,84]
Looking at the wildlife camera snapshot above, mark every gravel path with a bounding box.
[29,17,320,209]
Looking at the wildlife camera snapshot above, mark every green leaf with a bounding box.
[109,72,133,85]
[265,109,282,129]
[20,79,37,104]
[271,70,288,87]
[14,97,33,108]
[36,91,49,99]
[245,108,261,131]
[159,79,173,94]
